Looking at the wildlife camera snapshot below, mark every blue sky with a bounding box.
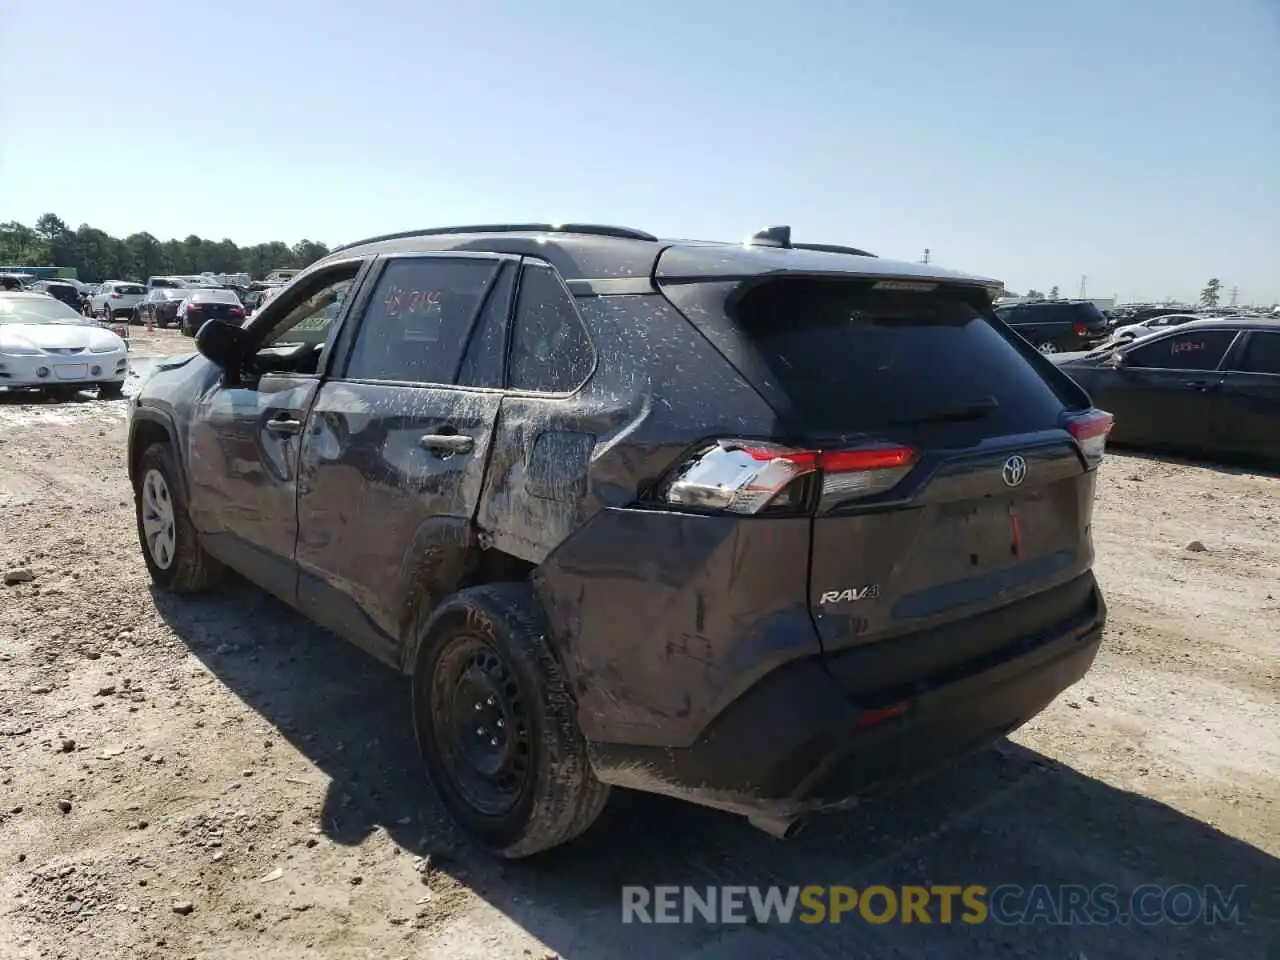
[2,0,1277,303]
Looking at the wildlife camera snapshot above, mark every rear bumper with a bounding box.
[588,581,1105,820]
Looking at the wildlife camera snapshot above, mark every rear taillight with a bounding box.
[1066,409,1113,467]
[656,440,917,515]
[229,306,244,318]
[1073,322,1088,336]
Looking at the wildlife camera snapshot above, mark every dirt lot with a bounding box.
[1,331,1277,958]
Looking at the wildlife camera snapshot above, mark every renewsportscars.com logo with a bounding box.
[621,884,1249,926]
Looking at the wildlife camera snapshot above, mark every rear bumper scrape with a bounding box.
[587,583,1105,820]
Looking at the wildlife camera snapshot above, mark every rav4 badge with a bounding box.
[819,585,881,604]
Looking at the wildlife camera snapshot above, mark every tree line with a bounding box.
[0,213,330,283]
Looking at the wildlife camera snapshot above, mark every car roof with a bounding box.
[324,223,999,290]
[1148,316,1280,333]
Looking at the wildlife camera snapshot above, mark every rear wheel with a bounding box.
[134,443,223,592]
[413,583,609,858]
[1037,342,1059,354]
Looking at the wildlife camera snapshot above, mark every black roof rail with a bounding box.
[791,242,877,258]
[332,222,658,254]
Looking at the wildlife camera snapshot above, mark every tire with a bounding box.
[98,380,125,400]
[134,442,223,593]
[1037,341,1059,354]
[412,583,610,858]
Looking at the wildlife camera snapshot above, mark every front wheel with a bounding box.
[412,583,610,858]
[134,443,223,592]
[1037,342,1059,354]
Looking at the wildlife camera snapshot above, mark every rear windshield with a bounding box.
[116,284,145,295]
[150,278,183,288]
[731,279,1072,437]
[191,289,241,304]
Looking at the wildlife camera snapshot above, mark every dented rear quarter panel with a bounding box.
[495,295,825,747]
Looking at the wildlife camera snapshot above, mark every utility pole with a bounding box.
[1230,286,1239,307]
[920,248,930,264]
[1079,275,1087,300]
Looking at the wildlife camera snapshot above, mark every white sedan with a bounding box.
[0,293,129,399]
[1107,313,1204,345]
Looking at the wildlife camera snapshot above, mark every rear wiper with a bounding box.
[891,396,999,426]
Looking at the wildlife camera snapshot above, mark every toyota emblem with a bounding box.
[1002,455,1028,487]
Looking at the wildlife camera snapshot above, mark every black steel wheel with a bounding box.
[430,633,532,817]
[412,583,610,858]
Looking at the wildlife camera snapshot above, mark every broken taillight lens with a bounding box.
[657,440,917,515]
[1065,409,1113,467]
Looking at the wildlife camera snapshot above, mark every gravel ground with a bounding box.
[0,335,1276,958]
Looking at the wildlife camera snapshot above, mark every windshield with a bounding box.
[0,297,93,324]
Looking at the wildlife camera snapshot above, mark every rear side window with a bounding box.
[1126,330,1238,371]
[730,279,1071,436]
[1230,331,1280,374]
[457,262,516,389]
[345,257,499,385]
[507,263,594,393]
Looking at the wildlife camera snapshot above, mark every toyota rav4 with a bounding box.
[127,223,1111,857]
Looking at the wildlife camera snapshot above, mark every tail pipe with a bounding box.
[748,813,806,840]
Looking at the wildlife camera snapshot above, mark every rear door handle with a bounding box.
[419,433,474,455]
[265,417,303,435]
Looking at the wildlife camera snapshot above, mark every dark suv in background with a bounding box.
[128,223,1111,857]
[995,299,1111,353]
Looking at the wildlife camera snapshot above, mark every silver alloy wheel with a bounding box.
[141,468,176,570]
[1038,342,1059,354]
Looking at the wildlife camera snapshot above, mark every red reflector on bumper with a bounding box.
[853,701,912,729]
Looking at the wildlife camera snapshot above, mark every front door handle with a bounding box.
[265,417,303,435]
[419,433,474,455]
[1183,380,1211,391]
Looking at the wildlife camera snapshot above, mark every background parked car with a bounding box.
[994,299,1110,353]
[135,288,192,328]
[29,279,85,311]
[1107,312,1204,344]
[89,281,146,322]
[146,276,193,292]
[177,287,245,335]
[1054,317,1279,467]
[0,291,129,399]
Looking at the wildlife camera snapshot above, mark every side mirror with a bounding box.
[1110,352,1128,370]
[195,318,248,369]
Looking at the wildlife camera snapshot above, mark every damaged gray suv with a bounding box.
[128,224,1111,857]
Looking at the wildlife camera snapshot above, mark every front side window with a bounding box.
[344,257,499,384]
[1126,330,1238,371]
[260,269,359,349]
[507,263,594,392]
